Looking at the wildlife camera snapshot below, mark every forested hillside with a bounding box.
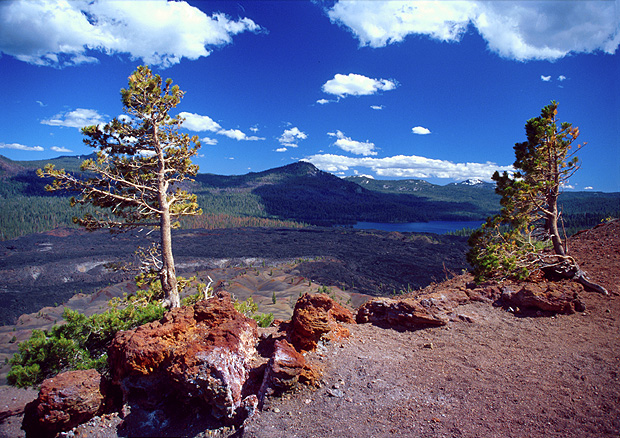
[348,175,620,235]
[1,155,618,240]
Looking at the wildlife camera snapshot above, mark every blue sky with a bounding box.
[0,0,618,191]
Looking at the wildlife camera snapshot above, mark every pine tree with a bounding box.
[38,66,202,307]
[467,101,606,294]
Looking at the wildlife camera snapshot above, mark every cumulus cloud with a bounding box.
[51,146,73,153]
[218,128,264,141]
[558,75,567,81]
[316,99,330,105]
[178,112,222,132]
[327,1,620,61]
[278,127,307,148]
[541,75,552,82]
[328,130,378,156]
[200,137,218,146]
[0,0,261,68]
[0,142,44,151]
[42,108,107,129]
[412,126,431,135]
[584,186,594,190]
[303,153,512,181]
[275,147,287,153]
[370,105,384,110]
[178,111,263,141]
[322,73,397,98]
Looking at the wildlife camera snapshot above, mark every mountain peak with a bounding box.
[280,161,320,176]
[462,178,484,186]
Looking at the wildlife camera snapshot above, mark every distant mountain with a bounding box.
[9,153,96,173]
[0,155,27,178]
[345,175,501,217]
[448,178,495,189]
[195,161,324,190]
[0,154,97,199]
[1,156,618,239]
[346,176,436,194]
[346,174,619,233]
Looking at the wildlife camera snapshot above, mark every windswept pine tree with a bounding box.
[38,66,202,308]
[467,101,607,294]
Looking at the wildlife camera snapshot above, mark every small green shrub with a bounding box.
[234,297,274,328]
[5,274,206,388]
[7,301,164,388]
[234,296,259,316]
[252,312,275,328]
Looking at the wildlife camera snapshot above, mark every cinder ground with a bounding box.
[1,221,618,437]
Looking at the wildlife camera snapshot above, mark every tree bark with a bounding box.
[160,208,179,307]
[154,123,179,308]
[546,191,566,257]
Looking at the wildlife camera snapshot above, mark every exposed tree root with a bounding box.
[541,259,608,295]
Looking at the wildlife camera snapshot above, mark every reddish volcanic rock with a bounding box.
[501,281,586,314]
[290,293,355,352]
[22,369,105,438]
[356,297,448,329]
[108,292,258,421]
[259,339,320,400]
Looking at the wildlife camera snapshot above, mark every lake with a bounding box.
[351,220,483,234]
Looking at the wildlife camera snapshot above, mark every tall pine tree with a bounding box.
[38,66,202,307]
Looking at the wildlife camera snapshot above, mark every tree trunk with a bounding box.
[154,124,179,308]
[547,192,565,256]
[160,208,179,308]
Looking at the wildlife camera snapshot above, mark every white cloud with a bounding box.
[200,137,218,146]
[303,153,513,181]
[0,0,262,68]
[328,1,475,47]
[370,105,384,110]
[41,108,107,129]
[51,146,73,153]
[327,1,620,62]
[217,128,264,141]
[412,126,431,135]
[322,73,397,98]
[316,99,330,105]
[275,147,288,153]
[178,112,221,132]
[0,142,44,151]
[278,127,307,148]
[178,112,263,141]
[328,130,378,156]
[558,75,567,81]
[584,186,594,190]
[541,75,552,82]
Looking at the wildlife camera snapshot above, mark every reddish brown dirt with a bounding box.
[1,221,618,437]
[243,221,620,438]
